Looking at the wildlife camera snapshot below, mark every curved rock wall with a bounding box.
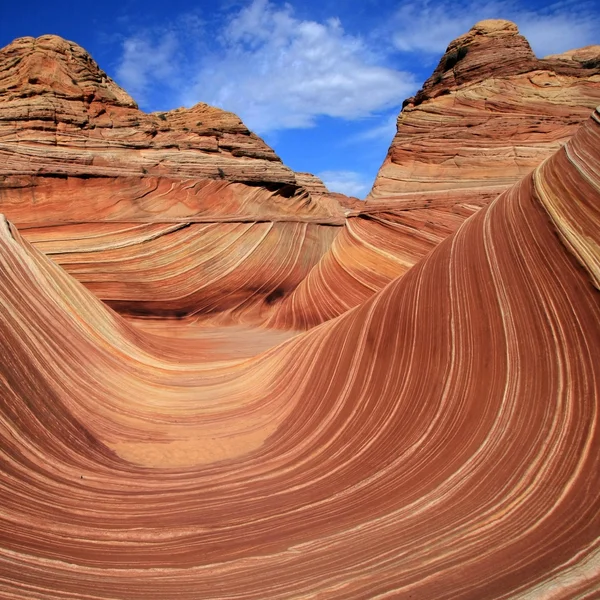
[0,107,598,598]
[270,21,600,330]
[0,34,347,322]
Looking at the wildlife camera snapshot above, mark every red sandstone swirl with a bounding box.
[270,21,600,329]
[0,104,599,597]
[0,35,350,321]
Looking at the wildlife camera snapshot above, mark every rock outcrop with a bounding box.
[0,102,598,598]
[0,34,344,225]
[368,19,600,208]
[0,34,346,319]
[2,25,598,327]
[269,20,600,329]
[0,35,334,201]
[1,20,600,599]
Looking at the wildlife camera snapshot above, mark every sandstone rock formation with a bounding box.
[368,19,600,208]
[0,34,346,319]
[0,103,598,598]
[1,23,600,598]
[0,35,333,199]
[269,20,600,329]
[5,25,596,327]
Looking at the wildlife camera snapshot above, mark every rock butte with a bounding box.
[270,19,600,329]
[0,34,347,320]
[0,20,599,599]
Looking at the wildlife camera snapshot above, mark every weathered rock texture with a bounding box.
[0,34,347,319]
[368,19,600,208]
[269,20,600,329]
[1,21,600,598]
[23,220,338,320]
[0,103,599,598]
[0,35,337,212]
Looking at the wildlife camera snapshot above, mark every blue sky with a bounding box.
[1,0,598,197]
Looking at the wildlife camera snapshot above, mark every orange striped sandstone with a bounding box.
[0,105,599,598]
[2,26,598,327]
[1,23,600,598]
[269,20,600,329]
[0,34,348,321]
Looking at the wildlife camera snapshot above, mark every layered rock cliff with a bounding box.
[0,34,347,319]
[0,102,598,598]
[269,20,600,329]
[2,25,598,327]
[0,34,341,222]
[368,19,600,208]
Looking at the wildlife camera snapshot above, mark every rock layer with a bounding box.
[0,35,303,187]
[269,21,600,330]
[3,26,598,328]
[0,34,346,320]
[21,220,338,320]
[368,19,600,208]
[0,105,599,598]
[0,34,342,224]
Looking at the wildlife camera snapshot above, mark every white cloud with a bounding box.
[349,113,398,144]
[389,0,600,58]
[189,0,417,132]
[113,0,599,136]
[318,170,371,198]
[116,33,180,103]
[115,0,416,132]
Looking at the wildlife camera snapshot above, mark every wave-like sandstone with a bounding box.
[0,34,350,320]
[269,20,600,329]
[2,25,597,327]
[0,104,599,598]
[1,22,600,598]
[21,220,338,320]
[267,206,466,329]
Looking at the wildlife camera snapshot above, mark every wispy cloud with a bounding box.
[318,170,371,199]
[190,0,417,132]
[114,0,416,132]
[348,113,398,144]
[388,0,600,58]
[116,33,179,103]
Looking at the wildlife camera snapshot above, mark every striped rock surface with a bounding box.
[20,220,339,320]
[0,35,345,224]
[269,21,600,330]
[367,19,600,209]
[0,34,349,321]
[0,100,599,600]
[0,34,335,198]
[2,25,598,328]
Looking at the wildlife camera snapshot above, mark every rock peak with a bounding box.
[470,19,519,36]
[0,33,137,108]
[0,33,346,226]
[447,18,527,54]
[404,18,599,109]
